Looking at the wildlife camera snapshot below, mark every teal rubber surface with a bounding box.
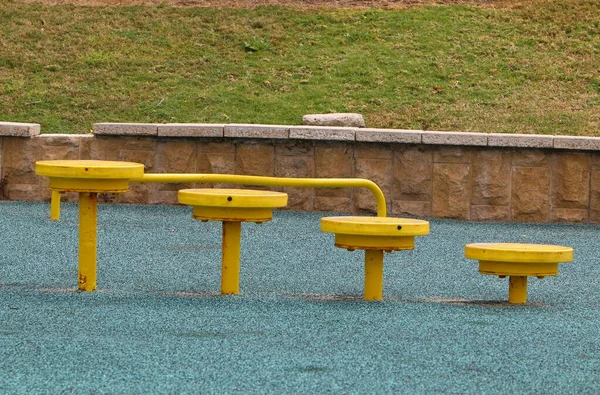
[1,201,599,394]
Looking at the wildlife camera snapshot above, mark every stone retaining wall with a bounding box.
[2,121,600,223]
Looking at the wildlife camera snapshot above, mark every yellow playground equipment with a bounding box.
[35,160,145,291]
[321,216,430,300]
[35,159,388,292]
[178,188,288,294]
[35,160,574,304]
[465,243,574,304]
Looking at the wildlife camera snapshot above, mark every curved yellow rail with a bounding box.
[49,173,387,219]
[133,173,387,217]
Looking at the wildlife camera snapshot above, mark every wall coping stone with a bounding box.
[422,131,488,146]
[94,123,158,136]
[224,124,289,139]
[289,125,356,141]
[5,121,596,151]
[553,136,600,151]
[158,123,224,138]
[0,122,40,137]
[35,134,94,139]
[488,133,554,148]
[356,128,421,144]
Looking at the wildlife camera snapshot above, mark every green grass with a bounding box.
[1,0,599,135]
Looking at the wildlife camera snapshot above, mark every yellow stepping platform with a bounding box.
[321,216,430,300]
[35,160,145,291]
[178,188,288,295]
[465,243,574,304]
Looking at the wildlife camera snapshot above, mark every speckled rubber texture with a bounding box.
[1,202,599,393]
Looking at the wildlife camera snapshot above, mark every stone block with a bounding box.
[94,123,158,136]
[354,157,392,213]
[274,155,315,210]
[511,167,550,222]
[0,122,40,137]
[550,208,588,223]
[488,133,553,148]
[279,188,313,211]
[433,146,472,164]
[84,136,158,163]
[422,131,487,146]
[512,149,549,167]
[591,153,600,170]
[315,144,353,179]
[155,140,196,192]
[196,151,235,189]
[117,182,154,204]
[393,147,432,201]
[590,170,600,222]
[471,150,511,206]
[302,113,365,128]
[290,126,355,141]
[275,156,314,179]
[224,124,289,139]
[155,141,196,173]
[158,124,224,138]
[5,183,48,201]
[197,141,235,155]
[3,137,42,185]
[235,143,274,176]
[314,196,354,213]
[471,205,510,222]
[356,129,421,144]
[551,153,590,209]
[432,163,471,219]
[392,200,432,218]
[275,140,314,156]
[554,136,600,151]
[355,142,393,159]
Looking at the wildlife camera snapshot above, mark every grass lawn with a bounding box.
[1,0,599,135]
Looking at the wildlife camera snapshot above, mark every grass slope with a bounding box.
[1,0,599,134]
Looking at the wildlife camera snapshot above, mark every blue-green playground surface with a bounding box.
[1,201,600,394]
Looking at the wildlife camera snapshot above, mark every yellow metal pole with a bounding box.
[364,250,384,301]
[50,190,61,221]
[508,275,528,304]
[221,221,241,294]
[78,192,98,291]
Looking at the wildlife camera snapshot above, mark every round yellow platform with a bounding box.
[36,160,144,193]
[321,216,430,300]
[179,188,288,222]
[321,216,430,250]
[465,242,574,304]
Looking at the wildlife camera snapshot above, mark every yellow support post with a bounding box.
[364,250,384,301]
[221,221,242,294]
[78,192,97,291]
[508,276,528,304]
[50,190,61,221]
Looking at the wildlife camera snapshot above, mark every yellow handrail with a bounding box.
[49,173,387,219]
[133,173,387,217]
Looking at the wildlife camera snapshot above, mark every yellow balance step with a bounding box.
[465,243,574,304]
[35,160,145,291]
[321,216,430,301]
[178,188,288,295]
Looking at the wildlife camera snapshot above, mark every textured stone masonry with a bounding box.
[2,122,600,224]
